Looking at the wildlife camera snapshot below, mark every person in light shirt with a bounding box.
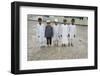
[53,19,60,46]
[69,19,76,47]
[61,19,69,47]
[36,17,45,48]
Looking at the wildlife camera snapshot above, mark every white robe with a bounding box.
[67,25,70,42]
[69,24,76,39]
[53,24,60,42]
[61,24,68,44]
[36,23,45,47]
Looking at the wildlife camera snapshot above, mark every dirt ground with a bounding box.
[27,21,88,61]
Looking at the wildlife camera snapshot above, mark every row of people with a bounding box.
[36,17,76,47]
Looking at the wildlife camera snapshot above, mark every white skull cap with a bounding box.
[46,20,51,23]
[54,19,58,22]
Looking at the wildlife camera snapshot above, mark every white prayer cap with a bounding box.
[46,20,51,23]
[54,19,58,22]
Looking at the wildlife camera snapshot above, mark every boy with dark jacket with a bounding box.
[45,20,53,46]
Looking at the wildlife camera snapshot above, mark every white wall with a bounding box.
[0,0,99,76]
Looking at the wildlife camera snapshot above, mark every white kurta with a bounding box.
[36,23,45,47]
[69,24,76,39]
[53,24,59,41]
[61,24,68,44]
[67,25,70,35]
[67,25,70,44]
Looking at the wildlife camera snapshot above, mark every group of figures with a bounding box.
[36,17,76,48]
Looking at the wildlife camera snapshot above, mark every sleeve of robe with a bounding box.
[74,25,77,37]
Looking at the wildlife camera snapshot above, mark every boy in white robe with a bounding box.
[67,23,71,46]
[36,17,45,48]
[53,19,60,46]
[69,19,76,47]
[61,19,68,47]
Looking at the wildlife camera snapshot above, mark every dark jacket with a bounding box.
[45,25,53,38]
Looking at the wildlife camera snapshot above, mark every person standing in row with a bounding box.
[67,22,71,46]
[45,20,54,47]
[36,17,45,48]
[69,19,76,47]
[53,19,60,46]
[61,19,69,47]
